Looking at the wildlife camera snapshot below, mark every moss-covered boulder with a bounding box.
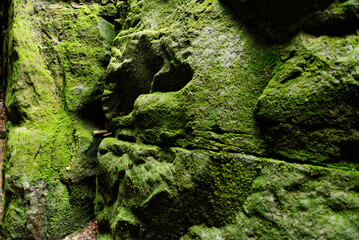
[96,139,261,239]
[96,139,359,239]
[1,0,115,238]
[256,33,359,164]
[182,163,359,239]
[95,0,359,239]
[103,0,278,155]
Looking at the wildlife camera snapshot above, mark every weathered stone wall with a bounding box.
[96,0,359,239]
[1,0,115,238]
[0,0,358,239]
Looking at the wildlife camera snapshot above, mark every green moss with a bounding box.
[48,3,115,112]
[256,33,359,164]
[96,138,264,239]
[96,135,359,239]
[201,152,261,225]
[2,197,27,239]
[180,159,359,239]
[95,0,358,238]
[3,0,359,239]
[46,181,95,239]
[1,0,112,238]
[97,233,115,240]
[104,0,280,155]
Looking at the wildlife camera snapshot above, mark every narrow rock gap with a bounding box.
[0,85,4,225]
[0,27,2,230]
[0,0,7,230]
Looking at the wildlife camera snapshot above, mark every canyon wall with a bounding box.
[1,0,359,239]
[1,0,115,238]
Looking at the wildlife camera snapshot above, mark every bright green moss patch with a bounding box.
[2,197,27,239]
[43,2,115,112]
[4,112,96,183]
[1,0,114,238]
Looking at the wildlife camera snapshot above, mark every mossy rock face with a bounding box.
[104,0,278,155]
[102,30,193,121]
[1,0,359,239]
[95,0,359,239]
[182,163,359,239]
[256,34,359,164]
[1,0,114,238]
[96,138,261,239]
[97,138,359,239]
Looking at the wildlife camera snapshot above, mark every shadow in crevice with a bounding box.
[0,0,9,86]
[303,9,359,37]
[0,1,7,231]
[78,98,107,128]
[219,0,359,43]
[102,32,194,126]
[100,15,115,25]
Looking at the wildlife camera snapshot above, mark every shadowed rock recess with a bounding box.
[0,0,359,239]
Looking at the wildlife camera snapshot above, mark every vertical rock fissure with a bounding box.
[0,5,3,227]
[0,0,7,228]
[0,84,4,225]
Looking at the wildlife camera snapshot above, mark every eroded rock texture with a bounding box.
[1,0,115,238]
[1,0,359,239]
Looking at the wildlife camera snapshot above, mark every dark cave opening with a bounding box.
[79,99,107,129]
[100,14,115,25]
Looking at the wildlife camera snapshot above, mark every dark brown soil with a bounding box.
[63,219,98,240]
